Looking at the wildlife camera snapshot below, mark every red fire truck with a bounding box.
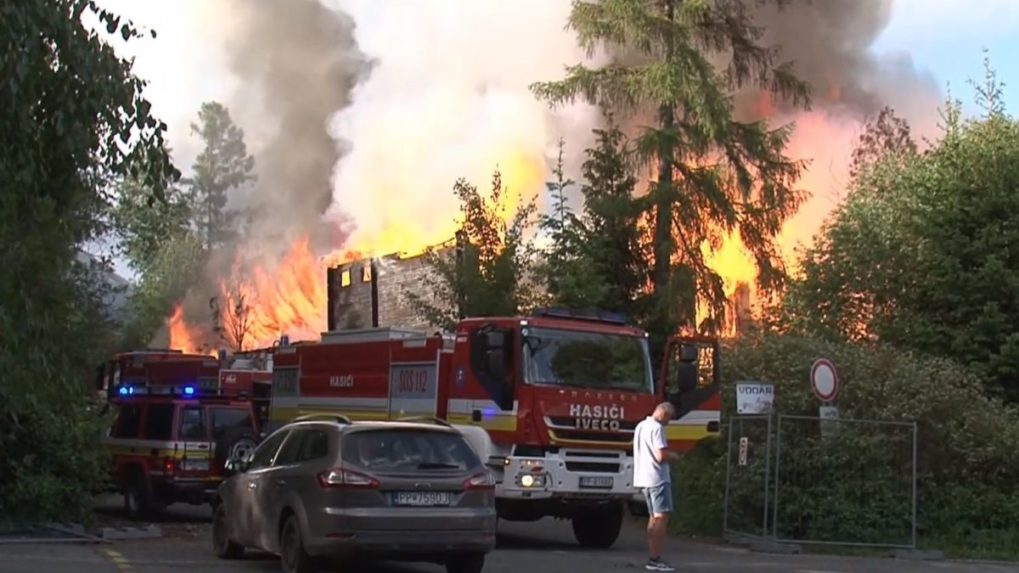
[267,309,720,548]
[97,350,271,518]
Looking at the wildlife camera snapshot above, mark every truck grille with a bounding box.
[565,461,620,473]
[550,429,632,444]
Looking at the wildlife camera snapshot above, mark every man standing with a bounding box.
[633,402,679,572]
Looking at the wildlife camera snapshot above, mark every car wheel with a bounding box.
[213,503,245,559]
[571,503,623,549]
[123,476,153,521]
[280,515,317,573]
[445,553,485,573]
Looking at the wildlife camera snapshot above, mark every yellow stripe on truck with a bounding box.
[666,425,713,442]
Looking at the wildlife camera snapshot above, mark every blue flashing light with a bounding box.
[183,385,196,397]
[118,386,129,396]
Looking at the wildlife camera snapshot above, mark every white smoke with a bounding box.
[323,0,605,254]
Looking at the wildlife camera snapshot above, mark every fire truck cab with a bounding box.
[266,309,720,548]
[97,350,270,519]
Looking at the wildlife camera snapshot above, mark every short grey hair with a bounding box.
[655,402,676,417]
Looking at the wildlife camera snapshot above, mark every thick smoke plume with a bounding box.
[221,0,368,254]
[323,0,604,255]
[169,0,368,346]
[734,0,940,122]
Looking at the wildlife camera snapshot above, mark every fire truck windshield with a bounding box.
[521,327,653,393]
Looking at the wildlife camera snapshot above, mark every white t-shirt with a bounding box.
[633,416,670,488]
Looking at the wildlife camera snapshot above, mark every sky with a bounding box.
[872,0,1019,113]
[96,0,1019,282]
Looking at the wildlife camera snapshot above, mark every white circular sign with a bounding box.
[810,359,839,402]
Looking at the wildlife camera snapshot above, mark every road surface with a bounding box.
[1,500,1017,573]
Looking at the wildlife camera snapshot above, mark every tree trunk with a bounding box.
[652,0,676,301]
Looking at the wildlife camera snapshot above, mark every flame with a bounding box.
[217,236,327,350]
[167,304,210,355]
[163,108,867,347]
[165,151,546,352]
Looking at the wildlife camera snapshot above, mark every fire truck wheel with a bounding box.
[280,514,318,573]
[123,475,156,520]
[571,503,624,549]
[213,503,245,559]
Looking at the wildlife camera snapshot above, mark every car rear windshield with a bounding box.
[341,429,480,473]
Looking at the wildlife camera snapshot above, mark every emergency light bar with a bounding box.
[533,307,629,325]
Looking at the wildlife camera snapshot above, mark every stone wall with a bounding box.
[328,250,446,333]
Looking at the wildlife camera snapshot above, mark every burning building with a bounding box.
[326,250,442,333]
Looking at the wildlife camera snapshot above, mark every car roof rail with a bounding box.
[292,413,352,425]
[395,415,452,428]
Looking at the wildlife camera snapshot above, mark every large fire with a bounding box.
[167,111,861,352]
[168,153,546,353]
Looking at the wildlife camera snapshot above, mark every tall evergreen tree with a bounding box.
[188,101,254,250]
[531,0,809,342]
[579,117,645,316]
[537,139,608,309]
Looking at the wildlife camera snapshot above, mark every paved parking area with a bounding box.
[2,501,1018,573]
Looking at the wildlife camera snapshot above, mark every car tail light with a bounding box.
[317,468,379,489]
[465,471,495,491]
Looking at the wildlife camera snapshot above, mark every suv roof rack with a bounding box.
[395,416,453,428]
[292,414,352,425]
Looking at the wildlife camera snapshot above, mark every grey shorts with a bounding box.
[642,482,673,515]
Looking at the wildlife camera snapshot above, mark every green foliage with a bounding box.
[408,170,537,330]
[187,101,254,250]
[787,71,1019,401]
[532,0,807,339]
[0,0,174,520]
[536,138,610,309]
[114,177,205,347]
[674,330,1019,553]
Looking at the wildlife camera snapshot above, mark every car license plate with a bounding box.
[393,491,451,507]
[579,476,613,489]
[182,460,209,471]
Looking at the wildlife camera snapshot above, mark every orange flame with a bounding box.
[168,303,209,355]
[163,106,863,347]
[165,153,546,352]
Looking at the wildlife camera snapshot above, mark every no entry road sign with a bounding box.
[810,358,840,402]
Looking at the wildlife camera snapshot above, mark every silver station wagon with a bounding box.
[212,415,497,573]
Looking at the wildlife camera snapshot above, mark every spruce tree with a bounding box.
[188,101,255,250]
[532,0,809,340]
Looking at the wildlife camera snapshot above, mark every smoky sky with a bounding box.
[222,0,368,255]
[611,0,939,123]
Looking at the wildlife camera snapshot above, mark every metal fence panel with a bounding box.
[773,415,917,549]
[723,415,774,539]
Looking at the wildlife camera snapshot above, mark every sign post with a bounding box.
[810,358,840,437]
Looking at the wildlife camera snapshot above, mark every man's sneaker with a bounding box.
[645,558,676,572]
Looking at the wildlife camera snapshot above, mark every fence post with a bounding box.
[772,414,782,538]
[911,420,918,549]
[722,419,734,534]
[762,413,772,537]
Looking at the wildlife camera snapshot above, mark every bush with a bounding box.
[671,330,1019,555]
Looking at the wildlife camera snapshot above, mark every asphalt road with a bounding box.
[2,500,1018,573]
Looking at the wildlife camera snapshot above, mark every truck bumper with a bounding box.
[496,449,637,501]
